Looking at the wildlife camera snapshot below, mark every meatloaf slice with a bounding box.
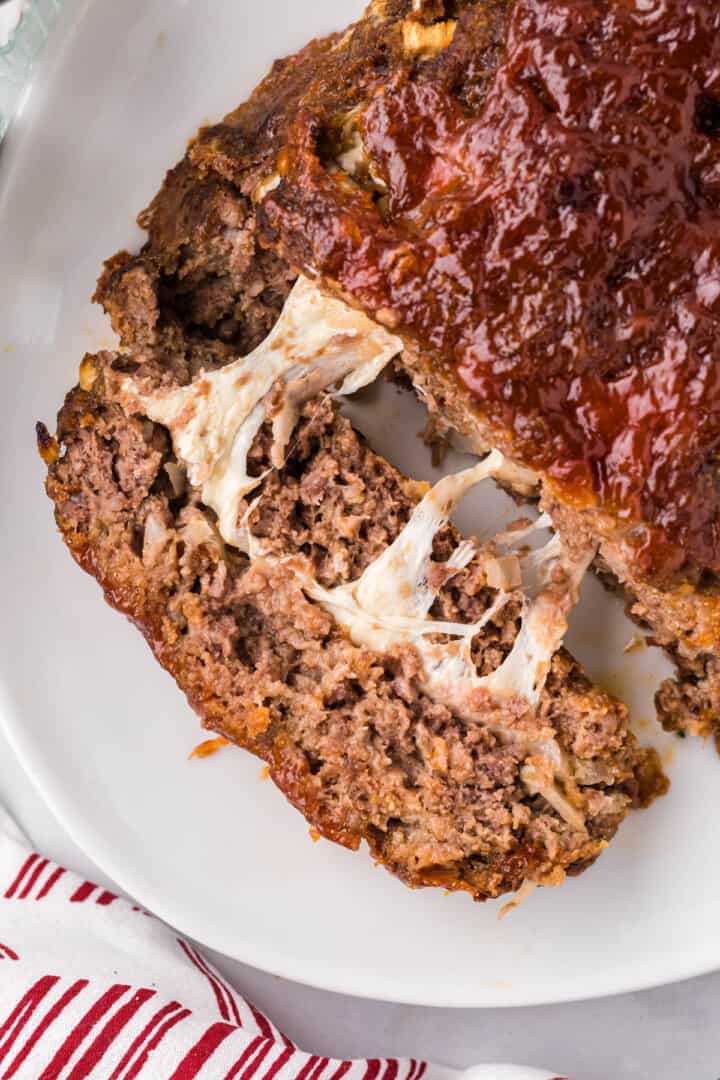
[40,328,664,902]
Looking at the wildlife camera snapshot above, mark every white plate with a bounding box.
[0,0,716,1009]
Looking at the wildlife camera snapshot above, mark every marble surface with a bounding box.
[0,726,716,1080]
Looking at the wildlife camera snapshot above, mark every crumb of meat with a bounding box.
[190,737,230,759]
[656,651,720,746]
[35,422,59,466]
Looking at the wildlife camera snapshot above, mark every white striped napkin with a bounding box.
[0,806,566,1080]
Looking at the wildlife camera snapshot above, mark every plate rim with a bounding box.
[4,686,716,1009]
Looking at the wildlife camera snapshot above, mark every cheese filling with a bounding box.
[126,281,594,833]
[299,458,595,831]
[121,276,403,547]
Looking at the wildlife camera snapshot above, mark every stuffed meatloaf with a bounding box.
[89,0,720,753]
[38,5,669,903]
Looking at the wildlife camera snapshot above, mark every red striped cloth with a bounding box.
[0,807,566,1080]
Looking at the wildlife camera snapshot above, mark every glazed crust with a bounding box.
[250,0,720,750]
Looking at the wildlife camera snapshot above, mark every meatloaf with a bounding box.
[91,1,720,753]
[39,2,668,902]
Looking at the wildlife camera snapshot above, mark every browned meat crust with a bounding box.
[94,30,340,390]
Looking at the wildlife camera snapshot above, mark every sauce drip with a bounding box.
[262,0,720,572]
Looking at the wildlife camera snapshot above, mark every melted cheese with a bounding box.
[129,281,591,835]
[499,879,539,920]
[301,462,594,830]
[123,276,403,546]
[305,452,517,645]
[307,468,592,714]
